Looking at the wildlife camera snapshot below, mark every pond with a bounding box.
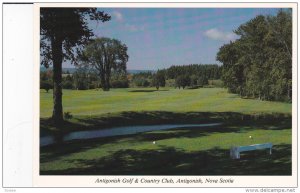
[40,123,222,146]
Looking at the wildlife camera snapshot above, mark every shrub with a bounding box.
[88,81,100,90]
[166,79,175,87]
[133,78,150,87]
[208,79,224,88]
[175,75,191,89]
[40,81,53,92]
[62,80,73,89]
[75,80,89,90]
[64,112,73,119]
[111,79,129,88]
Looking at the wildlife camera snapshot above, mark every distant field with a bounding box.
[40,87,291,118]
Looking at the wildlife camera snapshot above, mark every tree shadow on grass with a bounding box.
[40,123,241,163]
[40,111,291,158]
[41,144,291,175]
[71,111,291,130]
[40,112,291,162]
[41,111,291,136]
[40,111,291,174]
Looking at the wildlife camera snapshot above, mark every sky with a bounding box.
[62,8,280,70]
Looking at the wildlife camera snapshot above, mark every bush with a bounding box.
[175,75,191,89]
[64,112,73,119]
[62,80,73,89]
[75,80,89,90]
[88,83,96,89]
[111,79,129,88]
[190,75,198,86]
[40,81,53,92]
[142,80,150,87]
[166,79,175,87]
[188,85,201,89]
[133,78,150,87]
[203,85,215,88]
[197,77,208,87]
[208,79,224,88]
[88,81,100,89]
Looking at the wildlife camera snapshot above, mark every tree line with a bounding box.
[41,63,222,91]
[132,64,222,89]
[217,9,292,102]
[40,66,129,91]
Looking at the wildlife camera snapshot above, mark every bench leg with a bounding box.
[230,147,240,159]
[269,148,272,155]
[233,151,240,159]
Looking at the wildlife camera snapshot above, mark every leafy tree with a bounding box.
[62,80,73,89]
[40,72,49,81]
[82,37,129,91]
[40,8,110,124]
[40,81,52,93]
[110,70,129,88]
[197,76,208,87]
[110,79,129,88]
[190,74,198,86]
[152,70,166,90]
[165,64,221,80]
[73,65,90,90]
[65,74,73,82]
[217,41,242,93]
[217,9,292,102]
[267,9,292,101]
[134,78,149,87]
[175,75,191,89]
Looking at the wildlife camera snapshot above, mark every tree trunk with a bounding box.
[51,38,64,124]
[105,73,110,91]
[101,74,109,91]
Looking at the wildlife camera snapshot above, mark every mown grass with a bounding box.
[40,87,292,175]
[40,88,291,118]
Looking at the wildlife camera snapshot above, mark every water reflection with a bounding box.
[40,123,222,146]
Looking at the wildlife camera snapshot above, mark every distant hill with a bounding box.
[127,69,154,74]
[40,67,77,74]
[40,66,154,74]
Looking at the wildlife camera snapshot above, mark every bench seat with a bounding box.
[230,143,273,159]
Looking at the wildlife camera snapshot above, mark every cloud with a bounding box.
[204,28,237,41]
[112,11,123,22]
[124,24,145,32]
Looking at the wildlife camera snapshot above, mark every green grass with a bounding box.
[40,118,291,175]
[40,88,291,118]
[40,87,292,175]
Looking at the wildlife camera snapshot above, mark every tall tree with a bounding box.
[73,65,90,90]
[40,8,110,124]
[217,41,241,94]
[217,9,292,102]
[82,37,129,91]
[267,9,292,100]
[152,70,166,90]
[175,75,191,89]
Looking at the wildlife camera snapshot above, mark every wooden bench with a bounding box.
[230,143,273,159]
